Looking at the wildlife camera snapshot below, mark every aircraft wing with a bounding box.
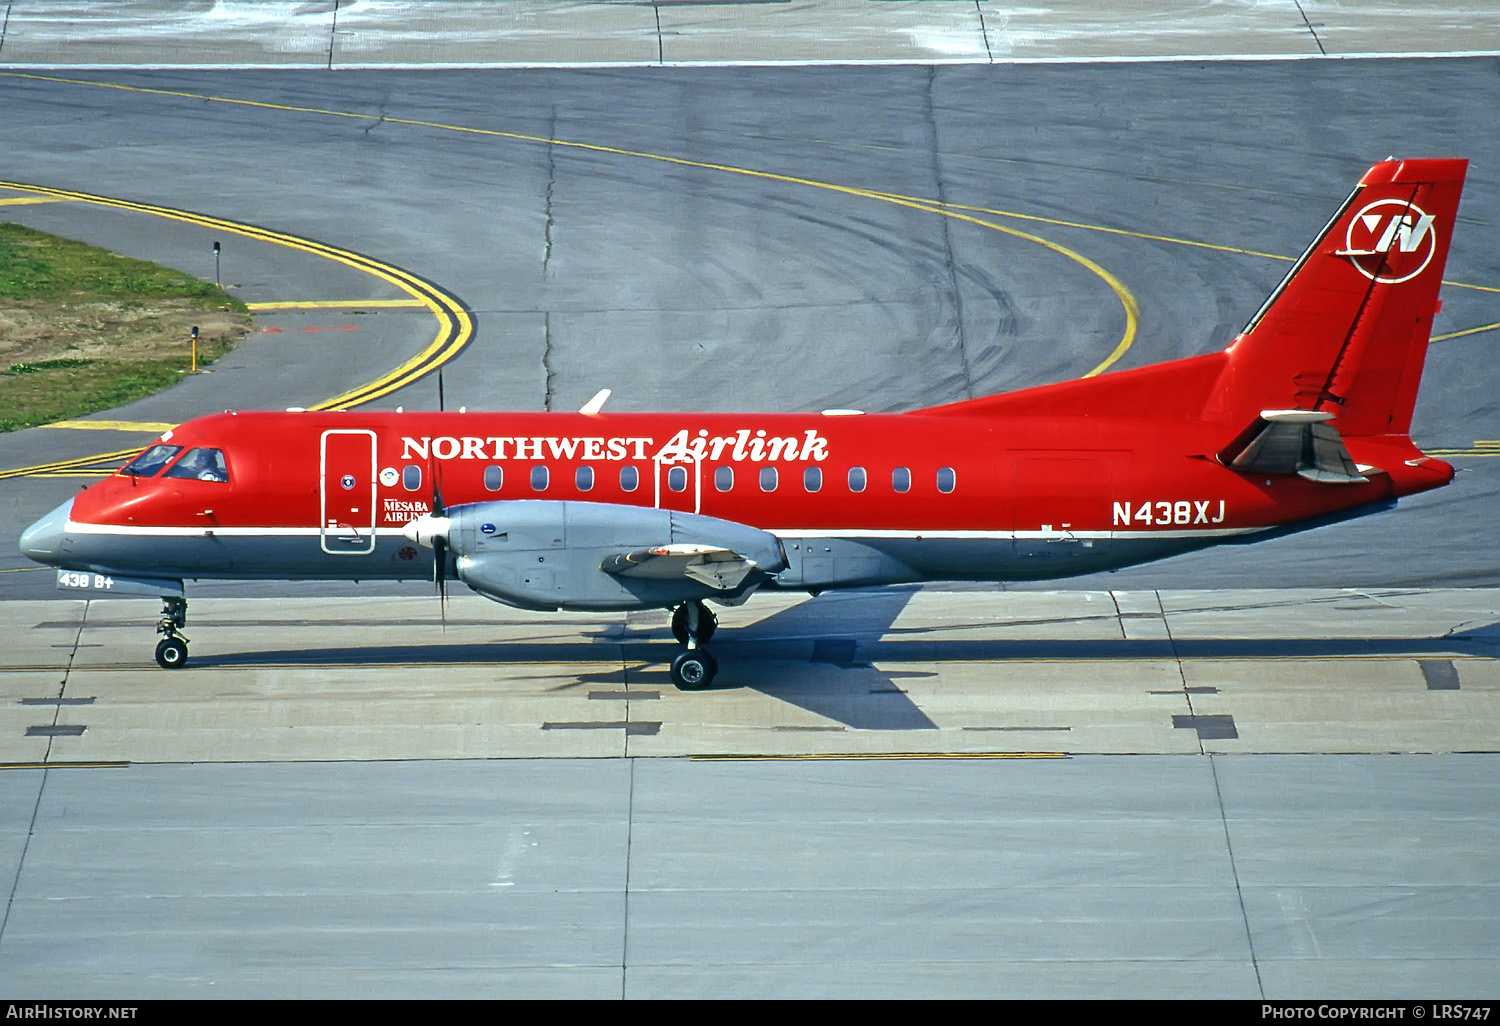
[600,543,759,591]
[1222,409,1370,484]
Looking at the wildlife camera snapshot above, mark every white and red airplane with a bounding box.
[19,158,1466,687]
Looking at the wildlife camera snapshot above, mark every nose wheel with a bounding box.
[668,600,718,689]
[154,596,189,669]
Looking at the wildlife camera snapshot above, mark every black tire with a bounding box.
[670,648,717,690]
[154,637,188,669]
[670,602,718,645]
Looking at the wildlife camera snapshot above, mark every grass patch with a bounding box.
[0,222,239,305]
[0,222,250,432]
[0,349,236,434]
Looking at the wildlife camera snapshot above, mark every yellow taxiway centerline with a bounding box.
[0,762,130,770]
[0,71,1141,379]
[0,183,474,481]
[41,420,177,432]
[1431,321,1500,342]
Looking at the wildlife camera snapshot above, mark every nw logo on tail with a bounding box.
[1340,199,1437,283]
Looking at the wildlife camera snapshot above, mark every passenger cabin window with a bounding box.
[760,467,778,492]
[484,465,503,491]
[531,466,549,491]
[803,467,822,493]
[937,467,956,493]
[403,465,422,491]
[667,466,688,492]
[165,447,229,483]
[122,444,182,478]
[576,466,594,491]
[714,466,734,492]
[892,467,911,493]
[620,466,639,492]
[848,467,866,493]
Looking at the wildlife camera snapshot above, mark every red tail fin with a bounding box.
[1212,158,1466,436]
[922,159,1465,433]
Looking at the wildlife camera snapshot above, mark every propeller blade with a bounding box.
[433,534,449,632]
[433,534,447,586]
[425,427,448,631]
[430,453,445,518]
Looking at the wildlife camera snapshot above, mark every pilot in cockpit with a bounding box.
[163,446,230,483]
[129,444,231,486]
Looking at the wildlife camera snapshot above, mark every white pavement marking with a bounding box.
[1,1,1498,68]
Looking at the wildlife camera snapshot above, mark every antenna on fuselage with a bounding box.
[437,367,446,413]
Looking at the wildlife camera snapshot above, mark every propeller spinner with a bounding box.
[402,511,451,551]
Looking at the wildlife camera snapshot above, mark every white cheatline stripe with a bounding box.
[64,522,409,538]
[64,521,1260,541]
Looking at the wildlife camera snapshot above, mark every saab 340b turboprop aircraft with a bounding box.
[19,158,1466,688]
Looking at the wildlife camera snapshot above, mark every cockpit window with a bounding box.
[121,444,182,478]
[164,447,229,483]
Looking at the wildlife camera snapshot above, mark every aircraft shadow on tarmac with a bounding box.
[169,588,1500,732]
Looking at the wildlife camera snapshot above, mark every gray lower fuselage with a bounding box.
[26,495,1235,610]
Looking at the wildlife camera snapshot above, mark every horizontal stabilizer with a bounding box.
[1223,410,1370,484]
[600,543,757,591]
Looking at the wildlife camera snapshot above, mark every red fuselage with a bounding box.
[47,402,1450,587]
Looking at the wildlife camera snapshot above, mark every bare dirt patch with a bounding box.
[0,222,251,432]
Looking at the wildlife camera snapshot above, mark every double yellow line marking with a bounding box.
[0,182,474,481]
[1,444,144,482]
[1426,440,1500,458]
[0,70,1144,377]
[3,70,1495,479]
[9,70,1497,360]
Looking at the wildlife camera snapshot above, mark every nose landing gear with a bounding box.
[154,596,189,669]
[668,600,718,689]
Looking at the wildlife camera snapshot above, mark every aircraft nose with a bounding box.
[19,497,73,564]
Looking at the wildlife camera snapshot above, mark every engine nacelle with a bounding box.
[441,500,785,611]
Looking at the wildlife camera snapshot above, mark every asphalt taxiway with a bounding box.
[2,60,1498,591]
[2,7,1499,1000]
[2,587,1497,997]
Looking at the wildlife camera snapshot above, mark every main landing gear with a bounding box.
[154,596,190,669]
[668,600,718,689]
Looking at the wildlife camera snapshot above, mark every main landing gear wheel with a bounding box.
[668,601,719,689]
[154,636,188,669]
[671,600,718,645]
[670,648,717,690]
